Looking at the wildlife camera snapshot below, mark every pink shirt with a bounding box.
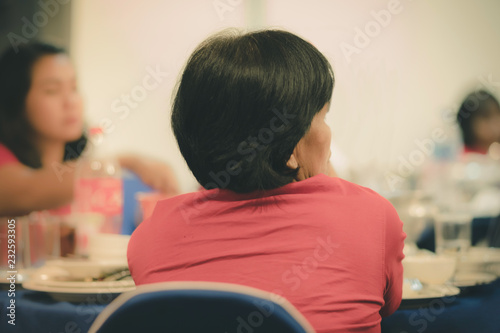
[0,143,19,166]
[128,174,405,332]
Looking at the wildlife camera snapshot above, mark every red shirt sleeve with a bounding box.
[380,200,406,317]
[0,143,19,167]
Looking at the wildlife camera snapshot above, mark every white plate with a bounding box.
[34,278,135,289]
[0,268,34,285]
[43,259,128,280]
[22,279,135,302]
[400,284,460,309]
[452,272,498,288]
[402,284,460,300]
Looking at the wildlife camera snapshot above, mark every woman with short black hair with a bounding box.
[171,29,335,193]
[129,29,405,332]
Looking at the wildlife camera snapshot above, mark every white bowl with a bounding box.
[403,255,457,284]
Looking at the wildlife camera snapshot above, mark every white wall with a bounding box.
[71,0,500,192]
[71,0,246,192]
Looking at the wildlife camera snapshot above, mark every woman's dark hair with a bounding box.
[0,41,87,168]
[457,90,500,147]
[172,29,334,193]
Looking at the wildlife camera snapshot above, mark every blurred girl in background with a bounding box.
[457,90,500,155]
[0,42,179,217]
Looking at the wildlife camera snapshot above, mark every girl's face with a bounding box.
[25,54,83,143]
[472,100,500,148]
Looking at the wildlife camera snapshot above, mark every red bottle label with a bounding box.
[74,178,123,216]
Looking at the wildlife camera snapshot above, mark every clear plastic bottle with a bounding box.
[73,127,123,256]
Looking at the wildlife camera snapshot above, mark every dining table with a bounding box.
[382,279,500,333]
[0,278,498,332]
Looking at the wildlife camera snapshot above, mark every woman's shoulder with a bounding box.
[323,174,389,200]
[323,176,399,218]
[0,143,19,166]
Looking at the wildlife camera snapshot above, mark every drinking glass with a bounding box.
[435,212,473,255]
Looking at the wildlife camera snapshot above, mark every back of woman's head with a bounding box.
[0,41,85,168]
[172,29,334,193]
[457,90,500,147]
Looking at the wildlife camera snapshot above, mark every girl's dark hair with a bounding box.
[457,90,500,147]
[0,41,87,168]
[172,29,334,193]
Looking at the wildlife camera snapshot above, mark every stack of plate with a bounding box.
[22,259,135,302]
[453,247,500,288]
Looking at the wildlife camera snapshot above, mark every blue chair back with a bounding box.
[89,281,315,333]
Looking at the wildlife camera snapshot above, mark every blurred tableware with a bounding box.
[0,212,60,283]
[73,127,124,238]
[23,276,134,302]
[400,281,460,309]
[403,243,419,257]
[99,268,131,282]
[449,155,500,195]
[46,206,77,257]
[41,259,128,281]
[403,254,457,285]
[435,212,473,255]
[88,234,130,264]
[452,272,497,288]
[388,191,437,245]
[406,278,423,292]
[29,264,71,281]
[403,243,435,257]
[135,192,172,222]
[72,129,124,257]
[457,247,500,273]
[74,213,106,257]
[24,260,134,303]
[402,280,459,299]
[431,155,500,218]
[470,188,500,218]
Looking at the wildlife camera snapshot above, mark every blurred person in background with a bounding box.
[0,42,180,217]
[456,90,500,247]
[457,90,500,155]
[417,90,500,251]
[128,29,405,332]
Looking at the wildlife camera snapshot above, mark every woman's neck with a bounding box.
[36,138,65,167]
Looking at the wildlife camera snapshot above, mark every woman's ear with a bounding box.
[286,154,299,170]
